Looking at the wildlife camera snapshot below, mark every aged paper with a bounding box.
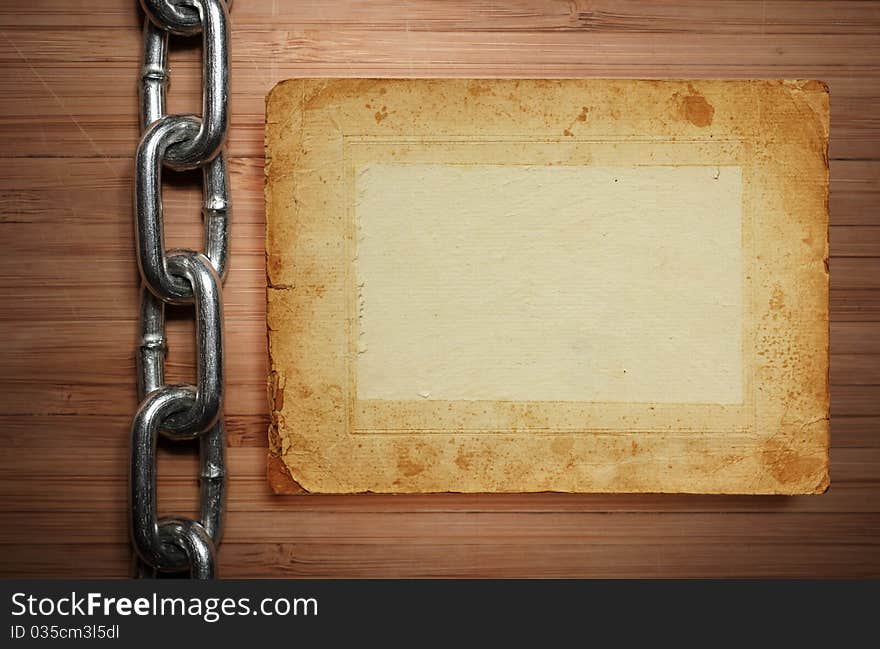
[355,163,744,404]
[266,79,829,494]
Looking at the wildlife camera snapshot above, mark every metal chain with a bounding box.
[131,0,232,579]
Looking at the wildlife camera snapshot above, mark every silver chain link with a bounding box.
[131,0,232,579]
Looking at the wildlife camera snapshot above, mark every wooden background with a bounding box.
[1,0,878,578]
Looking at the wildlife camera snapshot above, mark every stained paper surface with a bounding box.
[265,79,829,494]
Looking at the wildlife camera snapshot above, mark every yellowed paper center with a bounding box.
[355,163,744,404]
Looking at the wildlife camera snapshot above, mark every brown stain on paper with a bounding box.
[267,453,305,494]
[467,81,494,97]
[397,456,424,477]
[455,448,477,470]
[674,84,715,127]
[761,437,829,493]
[562,105,590,136]
[397,444,439,478]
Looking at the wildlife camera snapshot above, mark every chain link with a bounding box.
[131,0,232,579]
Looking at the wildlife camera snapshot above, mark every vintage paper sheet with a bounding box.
[265,79,829,494]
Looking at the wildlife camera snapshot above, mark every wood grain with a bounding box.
[0,0,878,577]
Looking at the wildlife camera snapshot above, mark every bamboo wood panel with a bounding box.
[0,0,878,577]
